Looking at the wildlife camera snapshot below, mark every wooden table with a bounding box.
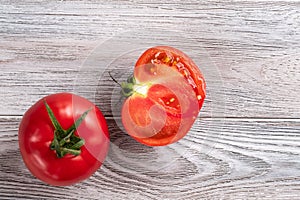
[1,1,299,199]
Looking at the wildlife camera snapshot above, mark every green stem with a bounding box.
[59,129,74,146]
[44,100,91,158]
[109,72,137,97]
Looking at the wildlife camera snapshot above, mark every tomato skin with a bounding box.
[18,93,110,186]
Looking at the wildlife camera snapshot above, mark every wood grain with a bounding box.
[1,0,300,199]
[1,117,299,199]
[0,0,299,117]
[1,48,300,118]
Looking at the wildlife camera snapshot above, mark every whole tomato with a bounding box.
[119,46,206,146]
[18,93,110,186]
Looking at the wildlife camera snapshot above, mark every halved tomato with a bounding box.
[121,65,200,146]
[119,46,206,146]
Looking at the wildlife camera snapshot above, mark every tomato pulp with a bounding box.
[135,46,206,108]
[121,46,206,146]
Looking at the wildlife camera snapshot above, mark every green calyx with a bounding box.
[44,101,91,158]
[121,75,136,97]
[109,72,136,97]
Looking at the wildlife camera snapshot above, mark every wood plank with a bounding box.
[0,0,300,118]
[1,117,299,199]
[1,1,300,200]
[1,51,299,118]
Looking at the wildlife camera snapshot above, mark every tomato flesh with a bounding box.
[135,46,206,109]
[121,46,206,146]
[122,62,200,146]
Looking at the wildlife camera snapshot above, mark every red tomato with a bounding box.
[18,93,110,186]
[120,46,206,146]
